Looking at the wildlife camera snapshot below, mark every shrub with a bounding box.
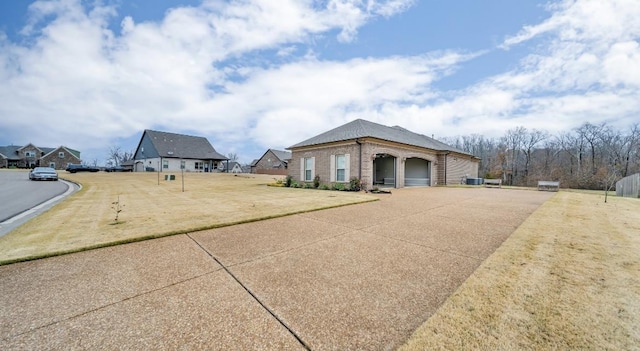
[285,175,293,187]
[319,184,330,190]
[332,183,345,191]
[349,177,361,191]
[303,182,314,189]
[313,175,320,188]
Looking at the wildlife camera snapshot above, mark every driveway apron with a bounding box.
[0,187,553,350]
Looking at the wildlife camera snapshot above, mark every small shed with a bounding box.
[616,173,640,198]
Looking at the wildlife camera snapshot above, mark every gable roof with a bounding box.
[221,161,241,169]
[42,146,81,159]
[288,119,472,156]
[271,149,292,162]
[0,145,80,160]
[143,130,227,160]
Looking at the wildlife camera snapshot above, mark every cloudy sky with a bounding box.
[1,0,639,164]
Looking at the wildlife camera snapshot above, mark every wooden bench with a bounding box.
[484,179,502,188]
[538,181,560,192]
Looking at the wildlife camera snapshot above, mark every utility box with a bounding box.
[466,177,483,185]
[165,174,176,181]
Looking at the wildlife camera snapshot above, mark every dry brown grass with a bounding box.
[399,191,640,350]
[0,172,375,265]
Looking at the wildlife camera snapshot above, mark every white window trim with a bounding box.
[58,152,65,158]
[49,162,56,168]
[330,154,350,182]
[301,157,315,182]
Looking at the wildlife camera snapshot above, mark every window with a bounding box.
[25,151,35,157]
[58,152,65,158]
[330,154,350,182]
[181,160,186,169]
[163,160,168,169]
[336,155,346,182]
[49,162,56,169]
[304,157,313,181]
[195,161,203,171]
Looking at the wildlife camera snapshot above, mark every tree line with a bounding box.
[441,122,640,190]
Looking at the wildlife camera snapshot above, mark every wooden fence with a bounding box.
[616,173,640,198]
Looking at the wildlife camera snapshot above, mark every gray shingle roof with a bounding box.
[288,119,471,156]
[271,149,291,162]
[145,130,227,160]
[0,145,80,159]
[0,146,20,159]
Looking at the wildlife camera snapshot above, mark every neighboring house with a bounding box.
[132,130,227,172]
[0,143,81,170]
[218,161,243,173]
[287,119,480,189]
[252,149,291,175]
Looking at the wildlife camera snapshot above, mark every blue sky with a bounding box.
[1,0,639,165]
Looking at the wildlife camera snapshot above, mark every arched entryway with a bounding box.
[373,153,396,187]
[404,158,431,186]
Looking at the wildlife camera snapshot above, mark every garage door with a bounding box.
[405,158,430,186]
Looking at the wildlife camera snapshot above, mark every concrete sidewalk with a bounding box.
[0,187,553,350]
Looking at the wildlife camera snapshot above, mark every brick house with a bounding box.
[287,119,479,189]
[0,143,81,170]
[251,149,291,175]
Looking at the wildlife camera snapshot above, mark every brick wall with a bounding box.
[255,150,289,174]
[290,139,479,189]
[41,147,81,170]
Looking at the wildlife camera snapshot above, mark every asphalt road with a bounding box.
[0,170,74,236]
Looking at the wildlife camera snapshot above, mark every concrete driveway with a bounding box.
[0,187,553,350]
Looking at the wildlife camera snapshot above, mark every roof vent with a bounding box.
[167,151,174,155]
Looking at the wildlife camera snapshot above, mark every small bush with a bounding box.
[285,175,293,187]
[290,181,298,188]
[303,182,314,189]
[319,184,330,190]
[313,175,320,188]
[332,183,345,191]
[349,177,361,191]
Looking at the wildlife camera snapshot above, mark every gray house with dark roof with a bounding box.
[132,130,227,172]
[251,149,291,175]
[287,119,479,189]
[0,143,81,169]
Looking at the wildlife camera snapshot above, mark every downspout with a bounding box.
[355,139,362,179]
[444,152,450,185]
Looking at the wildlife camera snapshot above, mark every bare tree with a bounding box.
[227,152,239,162]
[522,129,550,185]
[107,146,123,167]
[106,146,134,167]
[501,126,527,185]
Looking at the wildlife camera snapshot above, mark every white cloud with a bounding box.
[1,0,639,164]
